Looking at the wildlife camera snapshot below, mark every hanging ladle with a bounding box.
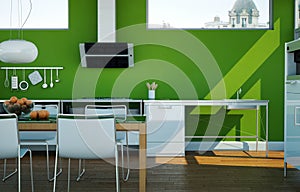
[50,69,54,88]
[42,69,48,88]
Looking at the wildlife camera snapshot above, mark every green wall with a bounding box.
[0,0,294,141]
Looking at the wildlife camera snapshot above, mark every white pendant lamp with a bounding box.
[0,0,38,64]
[0,39,38,63]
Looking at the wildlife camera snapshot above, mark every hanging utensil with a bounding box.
[50,69,54,88]
[4,69,9,88]
[19,69,29,91]
[11,69,18,90]
[55,69,60,83]
[42,69,48,88]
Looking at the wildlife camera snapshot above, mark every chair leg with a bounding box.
[121,132,130,182]
[115,145,120,192]
[52,145,59,192]
[18,146,21,192]
[46,144,62,182]
[2,159,18,181]
[28,149,34,192]
[76,159,85,181]
[67,158,71,192]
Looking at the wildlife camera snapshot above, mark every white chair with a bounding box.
[84,105,130,181]
[20,104,62,181]
[0,114,34,192]
[52,114,120,192]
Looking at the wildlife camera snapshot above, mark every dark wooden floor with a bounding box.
[1,151,300,192]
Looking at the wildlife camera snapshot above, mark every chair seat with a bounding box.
[20,148,30,159]
[116,132,126,143]
[19,131,56,141]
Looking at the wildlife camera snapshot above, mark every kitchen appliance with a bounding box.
[79,42,134,68]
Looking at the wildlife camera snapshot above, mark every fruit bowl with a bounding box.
[3,96,34,117]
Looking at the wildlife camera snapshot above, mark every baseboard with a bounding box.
[185,141,284,151]
[30,141,284,152]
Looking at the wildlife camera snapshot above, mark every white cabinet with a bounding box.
[145,102,185,157]
[285,102,300,174]
[284,39,300,176]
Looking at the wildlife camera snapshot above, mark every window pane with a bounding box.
[147,0,271,29]
[0,0,68,29]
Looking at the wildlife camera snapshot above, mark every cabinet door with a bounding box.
[286,83,300,100]
[147,142,185,157]
[146,105,184,143]
[286,105,300,137]
[285,104,300,169]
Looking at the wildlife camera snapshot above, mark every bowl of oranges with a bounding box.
[3,96,34,117]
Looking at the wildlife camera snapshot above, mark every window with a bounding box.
[0,0,68,29]
[147,0,272,30]
[242,18,247,27]
[232,18,235,27]
[296,0,300,29]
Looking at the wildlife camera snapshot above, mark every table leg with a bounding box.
[266,105,269,158]
[256,108,259,151]
[139,124,147,192]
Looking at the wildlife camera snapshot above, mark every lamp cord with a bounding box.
[9,0,13,39]
[20,0,33,39]
[18,0,22,39]
[9,0,33,40]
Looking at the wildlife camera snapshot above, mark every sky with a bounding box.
[148,0,270,28]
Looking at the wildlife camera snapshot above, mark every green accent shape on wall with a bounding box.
[116,23,226,100]
[205,19,281,100]
[189,106,224,115]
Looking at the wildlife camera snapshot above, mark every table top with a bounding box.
[18,116,146,131]
[18,116,145,123]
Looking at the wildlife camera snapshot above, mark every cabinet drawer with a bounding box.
[286,105,300,137]
[147,142,185,157]
[287,83,300,94]
[146,105,184,121]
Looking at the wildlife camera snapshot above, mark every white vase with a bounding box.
[148,90,155,100]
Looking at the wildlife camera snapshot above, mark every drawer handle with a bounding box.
[158,106,172,109]
[295,107,300,126]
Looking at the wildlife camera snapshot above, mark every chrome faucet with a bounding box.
[237,88,242,100]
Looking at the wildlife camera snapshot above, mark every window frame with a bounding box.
[146,0,273,30]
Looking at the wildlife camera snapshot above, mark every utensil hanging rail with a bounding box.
[0,67,63,70]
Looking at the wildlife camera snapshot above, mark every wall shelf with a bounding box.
[0,67,63,70]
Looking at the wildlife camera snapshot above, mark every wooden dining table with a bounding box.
[18,120,147,192]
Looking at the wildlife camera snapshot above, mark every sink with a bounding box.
[223,99,255,101]
[223,99,257,110]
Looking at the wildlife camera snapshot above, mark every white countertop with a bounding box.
[143,99,269,106]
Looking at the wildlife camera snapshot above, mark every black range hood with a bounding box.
[79,42,134,68]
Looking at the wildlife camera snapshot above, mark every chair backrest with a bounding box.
[85,105,127,122]
[57,114,116,159]
[0,114,19,159]
[34,104,59,118]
